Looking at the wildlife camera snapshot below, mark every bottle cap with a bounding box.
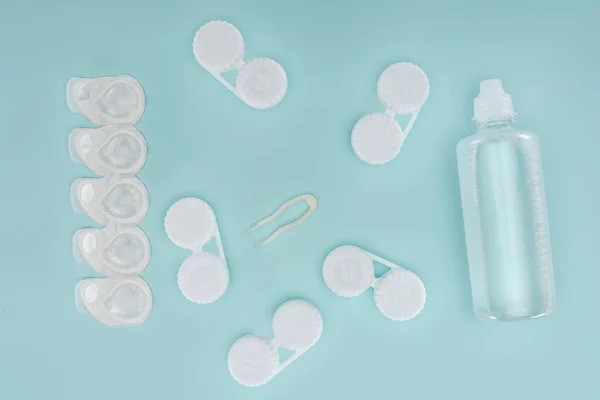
[474,79,515,123]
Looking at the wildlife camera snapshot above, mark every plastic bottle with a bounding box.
[456,79,556,320]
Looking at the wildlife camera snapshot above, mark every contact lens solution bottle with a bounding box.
[457,79,556,320]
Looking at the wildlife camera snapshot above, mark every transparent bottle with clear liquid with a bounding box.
[457,79,556,320]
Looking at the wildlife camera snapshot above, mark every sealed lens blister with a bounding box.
[165,198,229,304]
[323,245,426,321]
[69,126,147,176]
[71,176,149,226]
[193,20,288,109]
[228,300,323,387]
[75,277,152,326]
[67,75,145,126]
[73,225,151,277]
[352,62,430,164]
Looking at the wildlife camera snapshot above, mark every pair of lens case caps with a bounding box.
[68,75,153,327]
[193,20,430,164]
[165,198,230,304]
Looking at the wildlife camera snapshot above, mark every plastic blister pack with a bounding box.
[73,225,151,277]
[193,20,288,109]
[71,176,149,226]
[75,277,153,326]
[352,62,430,164]
[69,126,147,176]
[228,300,323,387]
[67,75,145,126]
[323,245,426,321]
[165,198,229,304]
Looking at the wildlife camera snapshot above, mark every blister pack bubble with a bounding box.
[75,277,152,326]
[73,225,151,277]
[165,198,230,304]
[67,75,145,126]
[193,20,288,109]
[323,245,426,321]
[228,299,323,387]
[67,75,151,325]
[71,176,149,226]
[69,126,147,176]
[352,62,430,164]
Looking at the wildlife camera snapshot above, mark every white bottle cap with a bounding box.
[474,79,515,123]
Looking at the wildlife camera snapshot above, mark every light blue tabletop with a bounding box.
[1,0,599,399]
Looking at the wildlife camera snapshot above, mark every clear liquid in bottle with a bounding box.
[457,80,555,320]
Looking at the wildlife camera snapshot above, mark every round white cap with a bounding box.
[193,21,245,71]
[177,253,229,304]
[474,79,515,123]
[228,335,278,387]
[236,57,288,109]
[272,300,323,350]
[323,245,374,297]
[351,113,403,165]
[374,269,426,321]
[165,198,216,250]
[377,62,430,114]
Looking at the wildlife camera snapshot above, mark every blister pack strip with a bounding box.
[68,75,152,326]
[351,62,430,165]
[165,198,230,304]
[323,245,426,321]
[193,20,288,110]
[228,300,323,387]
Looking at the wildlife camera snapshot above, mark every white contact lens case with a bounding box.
[323,245,426,321]
[193,20,288,109]
[352,62,430,164]
[228,299,323,387]
[165,197,229,304]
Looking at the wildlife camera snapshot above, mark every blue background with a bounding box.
[1,0,598,399]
